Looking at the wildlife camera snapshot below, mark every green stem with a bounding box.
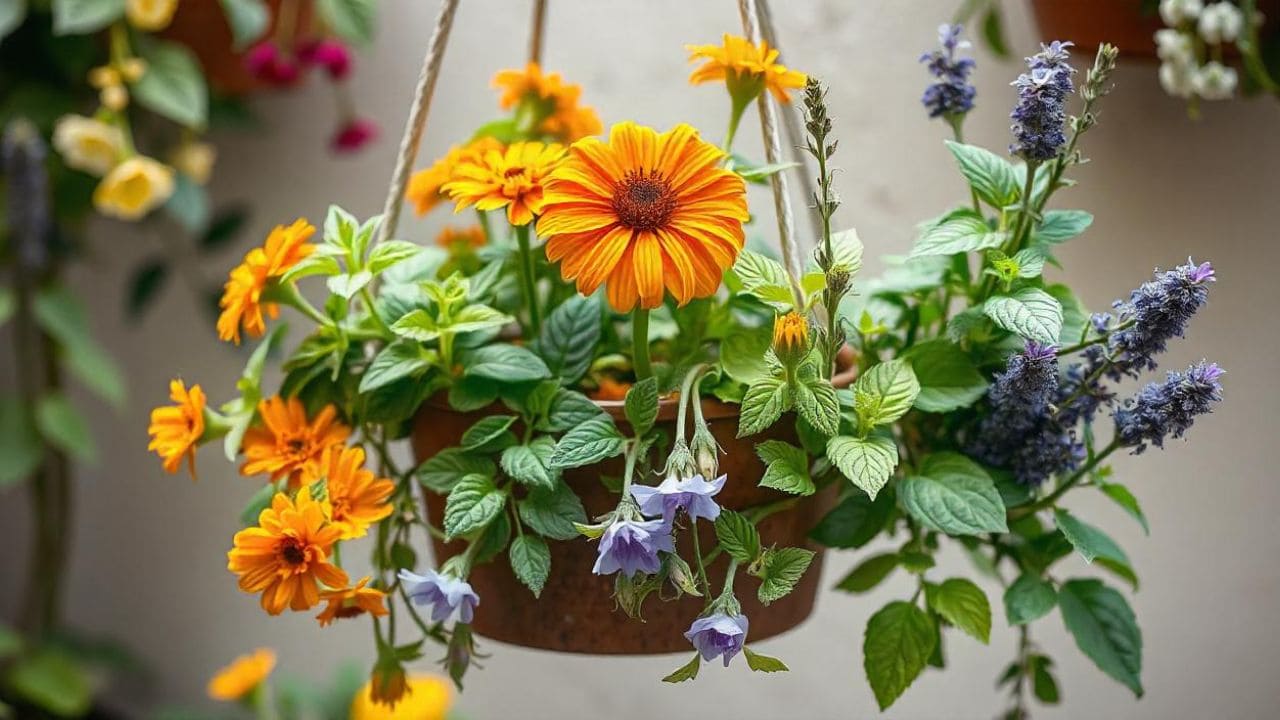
[723,96,751,157]
[676,364,708,442]
[514,224,542,335]
[631,309,652,381]
[1056,319,1134,356]
[476,209,493,244]
[689,520,713,601]
[360,286,393,338]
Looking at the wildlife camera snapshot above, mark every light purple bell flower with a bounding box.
[398,568,479,623]
[630,473,726,523]
[592,517,674,578]
[684,612,749,666]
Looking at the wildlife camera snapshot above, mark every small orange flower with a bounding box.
[227,486,349,615]
[241,396,350,488]
[207,648,276,701]
[217,218,316,344]
[316,576,389,627]
[351,674,452,719]
[434,224,486,250]
[591,376,632,402]
[443,141,566,226]
[687,34,807,103]
[492,62,603,143]
[147,379,206,478]
[406,137,504,216]
[772,311,810,367]
[537,122,748,312]
[321,445,395,540]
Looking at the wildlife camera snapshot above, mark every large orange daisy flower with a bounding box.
[320,445,395,540]
[536,122,748,312]
[147,379,206,478]
[687,34,807,103]
[406,137,504,216]
[443,142,566,226]
[492,63,602,143]
[240,396,350,488]
[217,218,316,344]
[207,648,276,701]
[227,487,349,615]
[316,576,389,627]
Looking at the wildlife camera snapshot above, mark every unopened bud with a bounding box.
[690,422,720,479]
[772,311,810,369]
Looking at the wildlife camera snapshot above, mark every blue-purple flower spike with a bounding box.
[1009,40,1076,161]
[592,517,674,578]
[1114,361,1224,453]
[1102,258,1216,377]
[684,612,749,667]
[921,24,977,119]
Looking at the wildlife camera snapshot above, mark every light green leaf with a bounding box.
[662,653,701,683]
[219,0,270,49]
[164,173,209,231]
[223,325,286,461]
[133,40,209,129]
[416,448,494,493]
[517,480,587,540]
[1046,283,1089,346]
[464,344,551,383]
[809,490,892,549]
[829,228,864,274]
[714,509,760,564]
[359,339,431,393]
[1004,573,1058,625]
[743,647,789,673]
[904,340,988,413]
[35,394,94,462]
[460,415,517,453]
[6,649,90,717]
[898,453,1007,536]
[0,397,41,487]
[0,0,27,41]
[1099,483,1149,535]
[1012,247,1048,278]
[449,304,513,335]
[911,211,1007,258]
[1058,579,1143,697]
[756,440,814,496]
[794,375,839,436]
[367,240,423,274]
[281,253,342,284]
[316,0,375,45]
[549,416,624,469]
[1055,509,1137,589]
[509,534,551,598]
[851,359,920,428]
[732,249,789,289]
[326,270,373,300]
[755,546,815,605]
[736,161,799,183]
[925,578,991,643]
[945,141,1020,208]
[720,324,773,385]
[443,474,506,539]
[389,309,439,342]
[500,438,556,490]
[623,376,659,436]
[63,335,125,410]
[537,295,600,384]
[863,601,936,711]
[983,288,1063,344]
[826,434,898,500]
[52,0,122,35]
[1034,210,1094,244]
[835,552,899,593]
[737,375,789,438]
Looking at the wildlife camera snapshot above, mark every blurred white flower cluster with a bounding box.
[1156,0,1248,101]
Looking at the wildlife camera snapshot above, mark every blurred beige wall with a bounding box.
[3,0,1280,717]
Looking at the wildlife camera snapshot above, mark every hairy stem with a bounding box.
[631,309,652,381]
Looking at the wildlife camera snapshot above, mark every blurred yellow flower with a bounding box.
[52,115,123,176]
[351,674,452,719]
[126,0,178,31]
[92,155,175,220]
[207,648,276,701]
[316,576,389,627]
[443,141,566,226]
[435,224,486,250]
[216,218,316,344]
[171,141,216,184]
[687,34,807,103]
[147,379,206,478]
[406,136,504,216]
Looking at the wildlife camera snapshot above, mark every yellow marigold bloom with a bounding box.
[227,487,349,615]
[216,218,316,344]
[207,648,276,701]
[434,224,486,250]
[147,379,206,478]
[321,445,394,540]
[772,311,810,367]
[241,396,350,488]
[492,63,602,142]
[92,155,174,220]
[406,137,504,216]
[126,0,178,31]
[171,141,216,185]
[52,115,123,178]
[443,141,566,226]
[316,576,389,627]
[351,674,452,719]
[537,122,748,312]
[687,34,807,103]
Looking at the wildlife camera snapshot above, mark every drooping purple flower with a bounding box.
[1101,259,1215,377]
[1009,41,1076,161]
[684,612,749,667]
[1114,361,1224,453]
[920,24,977,119]
[398,569,479,623]
[630,473,726,523]
[592,517,674,578]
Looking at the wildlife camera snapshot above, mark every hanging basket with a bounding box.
[1027,0,1280,59]
[162,0,314,95]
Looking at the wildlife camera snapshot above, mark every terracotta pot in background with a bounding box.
[411,396,837,655]
[162,0,314,95]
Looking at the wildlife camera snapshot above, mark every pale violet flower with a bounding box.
[1198,2,1244,43]
[1160,61,1197,98]
[1194,61,1239,99]
[1154,28,1196,64]
[684,612,749,666]
[398,569,479,623]
[630,473,726,523]
[1160,0,1205,25]
[592,517,674,578]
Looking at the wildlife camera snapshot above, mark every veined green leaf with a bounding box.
[898,453,1007,536]
[863,601,936,710]
[925,578,991,643]
[826,434,898,500]
[983,288,1063,344]
[1058,579,1143,697]
[911,211,1007,258]
[945,141,1019,208]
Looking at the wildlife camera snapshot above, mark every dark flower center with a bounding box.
[612,171,677,231]
[279,538,307,566]
[504,166,528,179]
[285,437,307,454]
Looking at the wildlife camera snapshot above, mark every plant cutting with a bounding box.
[149,5,1225,717]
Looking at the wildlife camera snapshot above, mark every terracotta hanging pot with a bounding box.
[411,395,837,655]
[162,0,314,95]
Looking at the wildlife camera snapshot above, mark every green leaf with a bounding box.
[826,434,898,500]
[623,376,659,436]
[443,474,506,539]
[500,438,556,490]
[219,0,270,49]
[127,259,168,319]
[134,40,209,129]
[1034,209,1094,244]
[835,552,899,593]
[737,375,789,438]
[863,601,936,711]
[199,207,249,253]
[756,440,814,496]
[714,509,760,564]
[1058,579,1144,697]
[793,375,839,436]
[903,340,988,413]
[537,295,600,384]
[367,240,422,275]
[238,481,278,527]
[736,160,799,183]
[743,647,789,673]
[1004,573,1058,625]
[549,416,624,469]
[911,211,1007,258]
[0,397,41,487]
[359,339,431,393]
[1032,655,1061,704]
[222,325,286,461]
[898,453,1007,536]
[945,141,1019,208]
[6,649,90,717]
[464,344,551,383]
[316,0,375,45]
[1012,247,1048,278]
[449,304,513,335]
[326,270,374,300]
[732,249,789,289]
[756,546,815,605]
[982,4,1010,57]
[509,534,551,598]
[35,394,94,462]
[809,490,892,549]
[0,0,27,41]
[829,228,864,274]
[518,480,587,540]
[32,285,126,409]
[720,324,773,385]
[851,359,920,428]
[1047,283,1089,346]
[1054,509,1137,589]
[925,578,991,643]
[662,653,701,683]
[460,415,517,453]
[540,388,605,432]
[983,288,1063,344]
[52,0,122,34]
[0,286,13,326]
[447,376,497,412]
[417,448,494,493]
[1099,483,1149,535]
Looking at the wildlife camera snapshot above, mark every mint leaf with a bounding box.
[743,647,789,673]
[517,480,587,540]
[911,211,1007,258]
[925,578,991,643]
[460,415,517,453]
[809,490,892,549]
[898,453,1007,536]
[793,374,839,436]
[416,448,495,493]
[1004,573,1058,625]
[945,141,1020,207]
[863,601,936,711]
[826,434,899,500]
[984,288,1063,345]
[662,653,701,683]
[623,376,659,436]
[836,552,899,593]
[737,375,789,438]
[851,359,920,428]
[904,340,988,413]
[359,339,432,393]
[133,40,208,129]
[1058,579,1143,697]
[549,416,624,469]
[540,388,606,432]
[537,295,600,384]
[1034,209,1094,244]
[755,547,815,605]
[443,474,506,539]
[500,438,557,490]
[1099,483,1149,535]
[714,509,760,564]
[1054,509,1137,589]
[756,440,814,496]
[464,344,551,383]
[509,535,551,598]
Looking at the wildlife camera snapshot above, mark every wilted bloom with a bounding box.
[1198,2,1244,43]
[126,0,178,31]
[332,117,379,153]
[1115,361,1224,453]
[772,311,810,368]
[207,648,276,701]
[1103,258,1215,376]
[147,379,207,478]
[299,38,353,79]
[367,656,409,708]
[398,569,479,623]
[684,612,749,666]
[920,24,977,119]
[1009,41,1076,162]
[316,576,389,627]
[92,155,175,220]
[592,516,674,578]
[171,141,216,184]
[52,115,123,176]
[1193,61,1238,100]
[351,674,451,719]
[1160,0,1205,25]
[631,473,726,523]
